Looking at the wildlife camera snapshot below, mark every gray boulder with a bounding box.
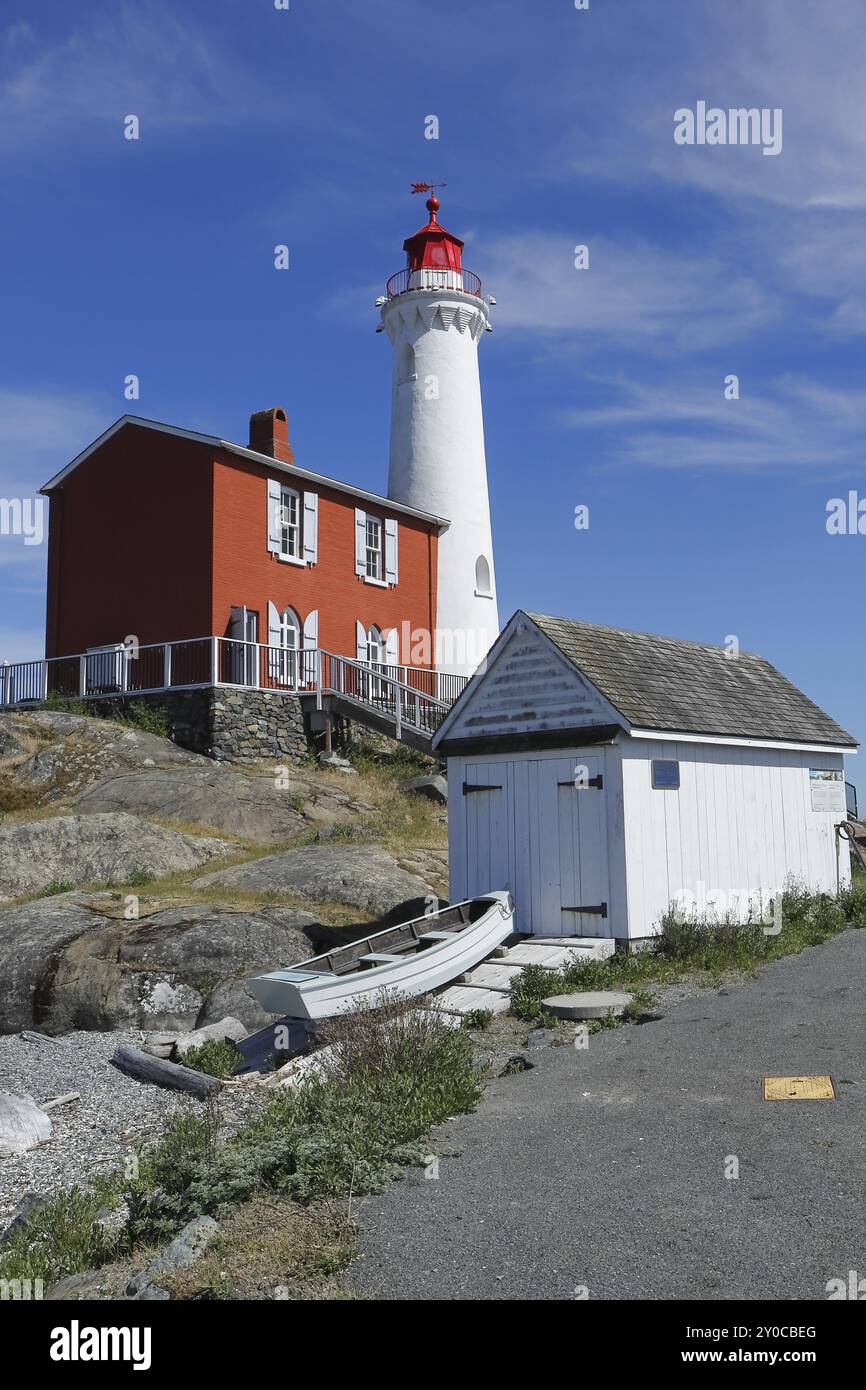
[195,844,436,920]
[0,1092,52,1156]
[173,1016,247,1058]
[0,718,28,759]
[399,773,448,803]
[10,712,204,803]
[0,895,316,1034]
[197,977,284,1033]
[127,1216,219,1298]
[0,898,116,1033]
[0,812,232,903]
[73,766,308,844]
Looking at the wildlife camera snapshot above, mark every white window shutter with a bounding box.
[385,626,399,667]
[385,518,398,585]
[355,508,367,575]
[267,601,281,681]
[356,620,368,662]
[303,492,318,564]
[303,608,318,650]
[267,479,282,553]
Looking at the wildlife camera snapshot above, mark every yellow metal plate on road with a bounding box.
[763,1075,836,1101]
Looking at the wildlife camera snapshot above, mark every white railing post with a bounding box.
[211,637,219,687]
[79,655,87,698]
[395,682,402,739]
[316,649,323,711]
[41,660,48,702]
[163,642,172,690]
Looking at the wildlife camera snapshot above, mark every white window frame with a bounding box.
[278,486,303,564]
[271,607,300,686]
[365,514,386,584]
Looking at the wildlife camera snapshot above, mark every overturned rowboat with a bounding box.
[247,890,515,1020]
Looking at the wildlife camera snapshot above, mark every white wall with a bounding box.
[382,290,497,676]
[620,739,851,939]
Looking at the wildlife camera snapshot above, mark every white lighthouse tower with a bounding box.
[381,189,498,678]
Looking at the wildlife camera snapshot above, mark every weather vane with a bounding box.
[410,181,447,196]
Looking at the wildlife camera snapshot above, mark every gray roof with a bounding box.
[527,612,858,748]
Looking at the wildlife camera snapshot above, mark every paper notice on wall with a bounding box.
[809,769,846,813]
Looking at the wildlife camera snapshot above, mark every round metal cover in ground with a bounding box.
[542,990,633,1020]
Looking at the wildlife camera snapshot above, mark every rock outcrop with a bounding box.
[195,844,438,921]
[0,813,232,903]
[0,896,317,1033]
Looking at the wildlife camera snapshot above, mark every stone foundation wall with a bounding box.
[209,688,308,763]
[85,687,311,763]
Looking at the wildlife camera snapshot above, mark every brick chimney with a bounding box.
[249,407,294,465]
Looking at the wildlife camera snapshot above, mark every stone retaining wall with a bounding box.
[85,688,311,763]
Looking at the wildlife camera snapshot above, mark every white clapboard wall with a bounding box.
[620,739,849,939]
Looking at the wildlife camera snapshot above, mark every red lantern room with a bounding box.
[404,194,464,274]
[386,189,482,299]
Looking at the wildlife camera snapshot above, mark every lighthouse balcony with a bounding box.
[386,266,482,299]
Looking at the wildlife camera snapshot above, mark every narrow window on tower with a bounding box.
[365,515,384,581]
[279,486,301,560]
[475,555,492,597]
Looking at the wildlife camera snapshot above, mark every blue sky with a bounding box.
[0,0,864,796]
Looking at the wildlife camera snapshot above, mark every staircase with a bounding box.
[437,937,616,1016]
[311,651,459,753]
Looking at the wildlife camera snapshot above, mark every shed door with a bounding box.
[462,762,510,905]
[549,756,609,937]
[462,755,610,938]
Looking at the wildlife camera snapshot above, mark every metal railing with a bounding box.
[0,637,468,740]
[321,652,449,739]
[386,266,482,299]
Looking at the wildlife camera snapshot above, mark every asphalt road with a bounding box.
[350,930,866,1300]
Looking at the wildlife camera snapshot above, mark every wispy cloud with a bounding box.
[0,390,106,613]
[0,2,312,153]
[556,0,866,214]
[483,231,779,352]
[557,374,866,475]
[0,389,107,490]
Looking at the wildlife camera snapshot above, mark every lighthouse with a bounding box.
[381,190,498,677]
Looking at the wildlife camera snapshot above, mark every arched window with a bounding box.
[367,625,383,665]
[475,555,492,596]
[277,607,300,684]
[280,607,300,652]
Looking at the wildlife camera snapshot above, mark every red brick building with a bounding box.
[41,406,443,682]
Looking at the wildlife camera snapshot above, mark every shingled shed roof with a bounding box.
[528,613,858,748]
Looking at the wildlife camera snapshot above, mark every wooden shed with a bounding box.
[432,611,859,943]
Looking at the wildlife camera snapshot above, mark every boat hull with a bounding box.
[248,891,514,1020]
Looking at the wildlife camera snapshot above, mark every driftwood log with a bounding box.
[110,1046,221,1098]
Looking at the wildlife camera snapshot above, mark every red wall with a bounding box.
[211,451,438,660]
[46,425,213,658]
[44,424,439,667]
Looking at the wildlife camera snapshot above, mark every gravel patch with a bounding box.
[0,1029,256,1231]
